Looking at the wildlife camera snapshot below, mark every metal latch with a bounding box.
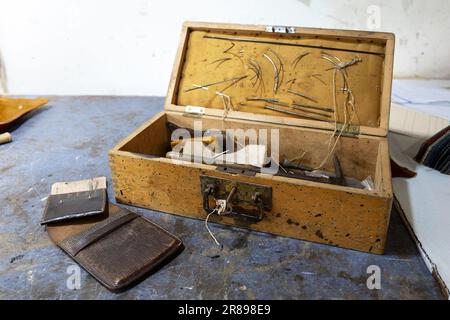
[215,164,257,176]
[336,123,360,137]
[183,105,205,118]
[200,175,272,222]
[265,25,296,34]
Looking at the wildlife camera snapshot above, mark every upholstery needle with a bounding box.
[264,105,333,122]
[291,105,332,118]
[185,75,247,93]
[246,97,289,107]
[288,89,318,103]
[292,102,334,113]
[263,53,279,93]
[203,35,384,56]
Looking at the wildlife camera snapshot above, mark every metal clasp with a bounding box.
[183,105,205,118]
[265,25,296,34]
[200,176,272,222]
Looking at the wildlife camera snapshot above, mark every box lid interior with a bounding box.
[165,22,395,137]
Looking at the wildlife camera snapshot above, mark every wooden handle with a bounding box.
[0,132,12,145]
[170,136,216,148]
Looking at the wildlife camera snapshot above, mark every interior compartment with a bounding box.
[119,112,387,192]
[118,24,393,195]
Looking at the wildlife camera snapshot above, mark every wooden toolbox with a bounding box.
[109,22,394,254]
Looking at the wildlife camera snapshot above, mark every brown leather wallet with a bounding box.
[46,204,183,292]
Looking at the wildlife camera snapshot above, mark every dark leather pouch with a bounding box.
[46,204,183,292]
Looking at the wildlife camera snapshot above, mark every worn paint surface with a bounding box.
[110,155,391,254]
[0,96,444,299]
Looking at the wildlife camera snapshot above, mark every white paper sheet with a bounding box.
[392,80,450,120]
[393,79,450,104]
[389,132,450,298]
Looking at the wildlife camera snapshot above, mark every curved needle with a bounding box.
[292,52,310,69]
[210,57,232,69]
[321,55,339,67]
[185,75,247,93]
[263,53,279,93]
[249,58,265,93]
[267,49,284,89]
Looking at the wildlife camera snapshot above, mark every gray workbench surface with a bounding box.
[0,96,444,299]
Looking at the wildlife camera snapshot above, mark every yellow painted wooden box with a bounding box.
[109,22,394,254]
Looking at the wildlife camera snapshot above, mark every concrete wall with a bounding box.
[0,0,449,96]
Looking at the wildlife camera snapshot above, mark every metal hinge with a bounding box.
[183,105,205,118]
[265,25,296,34]
[336,123,360,138]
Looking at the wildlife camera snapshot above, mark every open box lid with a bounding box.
[165,22,395,137]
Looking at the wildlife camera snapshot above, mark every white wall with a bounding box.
[0,0,449,96]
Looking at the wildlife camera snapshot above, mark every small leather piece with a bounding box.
[390,158,417,178]
[47,204,183,292]
[41,189,107,225]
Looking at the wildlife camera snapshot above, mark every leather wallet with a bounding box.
[46,204,183,291]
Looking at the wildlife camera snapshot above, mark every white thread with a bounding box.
[315,55,359,170]
[216,91,232,120]
[315,68,340,169]
[212,149,229,160]
[205,198,229,246]
[205,209,221,246]
[289,151,307,162]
